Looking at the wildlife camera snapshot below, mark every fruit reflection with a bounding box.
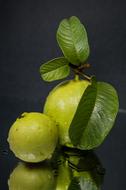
[8,162,56,190]
[56,156,72,190]
[8,148,105,190]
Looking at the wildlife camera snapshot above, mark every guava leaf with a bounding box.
[57,16,90,66]
[69,78,119,150]
[40,57,70,82]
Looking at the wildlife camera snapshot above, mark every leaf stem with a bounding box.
[79,72,91,81]
[78,63,90,70]
[69,62,91,81]
[74,69,91,81]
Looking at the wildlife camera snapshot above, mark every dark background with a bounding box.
[0,0,126,189]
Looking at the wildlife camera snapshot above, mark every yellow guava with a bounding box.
[43,79,90,147]
[8,112,58,162]
[8,162,55,190]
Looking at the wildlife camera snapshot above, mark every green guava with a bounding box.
[43,79,90,146]
[8,112,58,162]
[8,162,55,190]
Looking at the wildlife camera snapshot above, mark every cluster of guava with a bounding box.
[8,79,89,163]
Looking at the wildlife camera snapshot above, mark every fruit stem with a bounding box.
[75,74,79,81]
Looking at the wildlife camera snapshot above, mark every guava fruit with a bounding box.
[43,79,90,147]
[8,112,58,162]
[8,162,55,190]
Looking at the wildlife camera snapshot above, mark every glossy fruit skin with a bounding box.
[8,112,58,163]
[44,79,90,147]
[8,162,55,190]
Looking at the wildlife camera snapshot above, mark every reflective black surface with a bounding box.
[3,147,105,190]
[1,111,126,189]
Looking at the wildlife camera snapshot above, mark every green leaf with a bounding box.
[40,57,70,82]
[57,16,90,66]
[69,79,119,150]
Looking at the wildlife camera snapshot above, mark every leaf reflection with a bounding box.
[8,148,105,190]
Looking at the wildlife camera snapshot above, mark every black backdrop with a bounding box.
[0,0,126,107]
[0,1,126,189]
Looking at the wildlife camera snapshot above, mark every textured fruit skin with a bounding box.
[44,79,90,146]
[8,112,58,163]
[8,162,55,190]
